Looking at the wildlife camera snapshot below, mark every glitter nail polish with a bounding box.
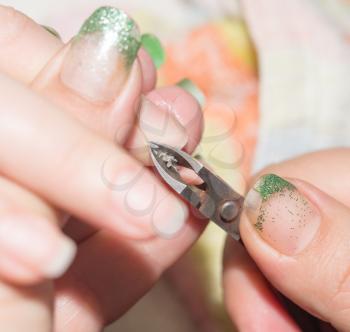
[77,7,140,67]
[61,6,141,103]
[141,33,165,68]
[245,174,321,255]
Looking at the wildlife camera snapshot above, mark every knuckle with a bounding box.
[0,5,28,46]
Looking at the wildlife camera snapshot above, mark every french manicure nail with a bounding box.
[152,195,188,238]
[176,78,206,106]
[61,6,141,103]
[44,236,77,278]
[244,174,321,255]
[125,97,188,165]
[141,33,165,68]
[139,97,188,148]
[0,215,77,278]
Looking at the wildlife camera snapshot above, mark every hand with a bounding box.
[0,5,204,331]
[223,148,350,331]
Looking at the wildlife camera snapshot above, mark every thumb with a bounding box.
[241,174,350,331]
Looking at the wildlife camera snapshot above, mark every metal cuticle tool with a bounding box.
[149,142,244,240]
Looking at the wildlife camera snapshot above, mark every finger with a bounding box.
[227,149,350,331]
[126,86,203,164]
[0,5,201,164]
[0,176,75,332]
[0,5,62,83]
[0,176,76,284]
[145,86,203,153]
[0,73,188,240]
[241,174,350,331]
[55,215,205,331]
[0,5,156,92]
[31,6,145,141]
[31,7,192,162]
[223,238,300,332]
[0,3,202,238]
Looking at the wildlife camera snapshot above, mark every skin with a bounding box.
[224,149,350,331]
[1,5,349,332]
[0,5,204,332]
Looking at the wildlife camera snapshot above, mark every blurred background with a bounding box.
[2,0,350,331]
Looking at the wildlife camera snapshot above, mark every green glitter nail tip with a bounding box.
[78,6,141,65]
[141,33,165,69]
[176,78,206,106]
[254,174,295,201]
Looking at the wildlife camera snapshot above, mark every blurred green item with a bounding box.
[176,78,206,107]
[141,33,165,69]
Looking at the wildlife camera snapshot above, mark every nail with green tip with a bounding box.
[61,6,141,103]
[42,25,61,39]
[176,78,206,106]
[77,6,140,66]
[244,174,321,255]
[254,174,295,201]
[141,33,165,69]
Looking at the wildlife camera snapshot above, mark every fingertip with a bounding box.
[147,86,203,153]
[240,174,350,330]
[0,213,76,284]
[43,236,77,279]
[0,5,63,83]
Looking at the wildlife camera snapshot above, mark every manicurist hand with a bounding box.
[0,5,204,331]
[223,149,350,331]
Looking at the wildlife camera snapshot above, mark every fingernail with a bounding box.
[152,195,188,238]
[61,6,141,103]
[125,97,188,164]
[138,97,188,148]
[141,33,165,68]
[44,236,77,278]
[0,215,77,278]
[244,174,321,255]
[42,25,61,39]
[176,78,206,106]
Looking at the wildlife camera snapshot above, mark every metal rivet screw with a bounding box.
[220,201,239,223]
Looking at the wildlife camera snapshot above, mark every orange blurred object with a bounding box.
[160,20,259,177]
